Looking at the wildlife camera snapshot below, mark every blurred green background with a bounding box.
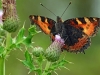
[1,0,100,75]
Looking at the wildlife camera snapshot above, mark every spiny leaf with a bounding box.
[20,50,35,73]
[21,60,35,73]
[28,25,41,36]
[57,59,69,66]
[25,50,33,63]
[48,59,70,71]
[23,35,33,47]
[16,26,25,44]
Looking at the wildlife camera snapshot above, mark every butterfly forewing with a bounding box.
[29,15,56,34]
[63,17,100,37]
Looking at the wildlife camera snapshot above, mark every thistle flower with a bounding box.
[0,10,3,25]
[45,35,65,62]
[0,10,6,37]
[2,0,19,33]
[32,47,44,57]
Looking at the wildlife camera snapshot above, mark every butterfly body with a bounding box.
[29,15,100,53]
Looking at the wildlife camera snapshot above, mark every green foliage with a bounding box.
[20,50,35,73]
[20,47,71,75]
[0,24,71,75]
[16,25,25,45]
[18,25,71,75]
[23,26,40,47]
[0,25,39,57]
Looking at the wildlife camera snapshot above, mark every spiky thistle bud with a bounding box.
[32,47,44,57]
[45,35,65,62]
[2,0,19,33]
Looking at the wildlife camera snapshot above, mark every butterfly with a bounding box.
[29,15,100,53]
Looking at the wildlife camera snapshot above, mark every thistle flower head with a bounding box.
[3,18,19,33]
[32,47,44,57]
[45,34,65,62]
[0,10,3,25]
[2,0,19,33]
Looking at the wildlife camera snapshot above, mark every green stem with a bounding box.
[4,32,12,57]
[0,32,11,75]
[40,61,42,75]
[6,32,11,49]
[0,57,5,75]
[42,61,51,75]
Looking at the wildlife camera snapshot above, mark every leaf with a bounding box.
[47,72,51,75]
[23,26,41,47]
[48,63,58,71]
[28,25,41,36]
[9,43,16,49]
[34,68,42,75]
[23,35,33,47]
[48,59,69,71]
[25,50,33,63]
[57,59,69,66]
[22,26,40,47]
[20,50,35,72]
[21,60,35,72]
[16,26,25,45]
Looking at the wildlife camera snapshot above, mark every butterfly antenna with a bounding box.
[61,1,71,18]
[40,3,57,17]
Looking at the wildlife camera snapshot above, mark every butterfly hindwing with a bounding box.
[62,34,91,53]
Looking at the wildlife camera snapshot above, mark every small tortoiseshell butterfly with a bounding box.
[29,3,100,53]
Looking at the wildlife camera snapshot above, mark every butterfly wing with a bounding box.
[63,35,91,53]
[62,17,100,53]
[64,17,100,37]
[29,15,56,35]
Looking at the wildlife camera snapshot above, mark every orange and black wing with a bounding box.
[62,35,90,53]
[29,15,56,35]
[62,17,100,53]
[64,17,100,37]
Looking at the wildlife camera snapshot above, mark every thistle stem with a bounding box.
[42,61,51,75]
[0,32,11,75]
[6,32,11,49]
[0,57,5,75]
[4,32,12,58]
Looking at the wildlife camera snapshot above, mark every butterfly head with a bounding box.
[57,16,63,23]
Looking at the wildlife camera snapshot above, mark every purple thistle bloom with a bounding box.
[45,34,65,62]
[0,10,3,25]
